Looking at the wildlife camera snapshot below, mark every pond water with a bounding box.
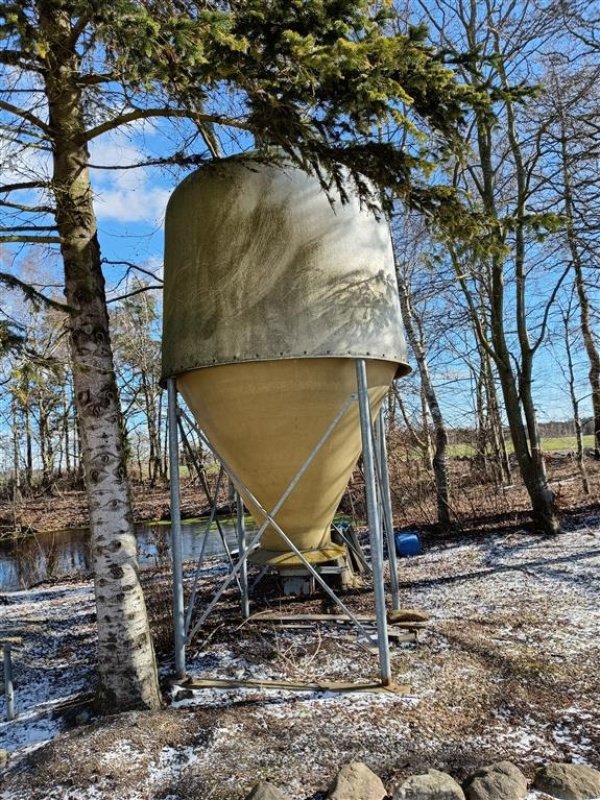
[0,518,249,593]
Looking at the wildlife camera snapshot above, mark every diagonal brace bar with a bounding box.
[184,395,374,642]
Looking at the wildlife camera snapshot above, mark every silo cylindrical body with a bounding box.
[161,157,409,567]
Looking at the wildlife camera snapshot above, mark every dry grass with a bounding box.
[1,519,599,800]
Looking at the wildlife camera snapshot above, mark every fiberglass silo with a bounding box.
[161,157,409,569]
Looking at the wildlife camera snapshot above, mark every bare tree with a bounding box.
[393,216,453,528]
[413,0,567,533]
[541,60,600,457]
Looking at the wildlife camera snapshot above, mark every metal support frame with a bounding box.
[184,396,372,642]
[376,409,400,610]
[167,378,186,678]
[355,360,391,685]
[166,359,399,686]
[236,491,250,618]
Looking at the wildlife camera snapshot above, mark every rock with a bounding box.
[75,710,91,726]
[0,749,8,769]
[387,608,431,624]
[327,761,387,800]
[244,782,290,800]
[393,769,465,799]
[534,763,600,799]
[172,688,194,702]
[463,761,527,800]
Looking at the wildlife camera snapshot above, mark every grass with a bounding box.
[447,434,595,458]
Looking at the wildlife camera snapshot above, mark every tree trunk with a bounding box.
[484,352,511,484]
[39,401,53,490]
[140,373,160,484]
[24,400,33,491]
[63,384,71,478]
[495,345,559,533]
[11,399,21,530]
[563,308,590,494]
[38,0,161,712]
[558,121,600,458]
[474,354,488,467]
[454,96,559,532]
[397,270,452,529]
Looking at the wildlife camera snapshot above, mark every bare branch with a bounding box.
[0,99,50,134]
[102,259,164,284]
[0,271,70,312]
[86,152,208,171]
[0,225,57,232]
[0,199,55,214]
[107,285,163,304]
[531,264,573,355]
[0,234,62,244]
[82,108,247,143]
[77,73,116,86]
[0,181,49,192]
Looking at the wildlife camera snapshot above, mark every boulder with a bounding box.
[0,749,8,769]
[393,769,465,799]
[463,761,527,800]
[533,763,600,800]
[327,761,387,800]
[244,782,290,800]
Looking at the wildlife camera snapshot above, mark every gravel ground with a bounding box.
[1,520,599,799]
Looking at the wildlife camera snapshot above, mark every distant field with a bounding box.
[447,434,595,458]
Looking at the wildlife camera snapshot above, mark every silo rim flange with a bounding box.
[160,353,411,387]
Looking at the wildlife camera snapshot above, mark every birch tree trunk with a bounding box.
[397,268,452,529]
[38,0,161,712]
[562,307,590,494]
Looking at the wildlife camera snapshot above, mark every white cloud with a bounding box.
[89,132,172,224]
[94,185,171,224]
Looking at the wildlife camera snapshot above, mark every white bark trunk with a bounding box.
[38,0,161,712]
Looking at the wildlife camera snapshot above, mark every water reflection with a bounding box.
[0,519,244,593]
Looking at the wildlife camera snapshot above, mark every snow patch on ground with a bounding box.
[1,529,599,798]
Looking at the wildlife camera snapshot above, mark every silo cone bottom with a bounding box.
[177,358,396,568]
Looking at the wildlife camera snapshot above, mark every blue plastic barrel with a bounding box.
[394,531,422,557]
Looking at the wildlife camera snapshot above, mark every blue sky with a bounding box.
[0,102,595,433]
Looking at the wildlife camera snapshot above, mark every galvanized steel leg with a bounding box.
[377,408,400,611]
[236,491,250,618]
[3,644,15,721]
[167,378,186,679]
[356,360,392,686]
